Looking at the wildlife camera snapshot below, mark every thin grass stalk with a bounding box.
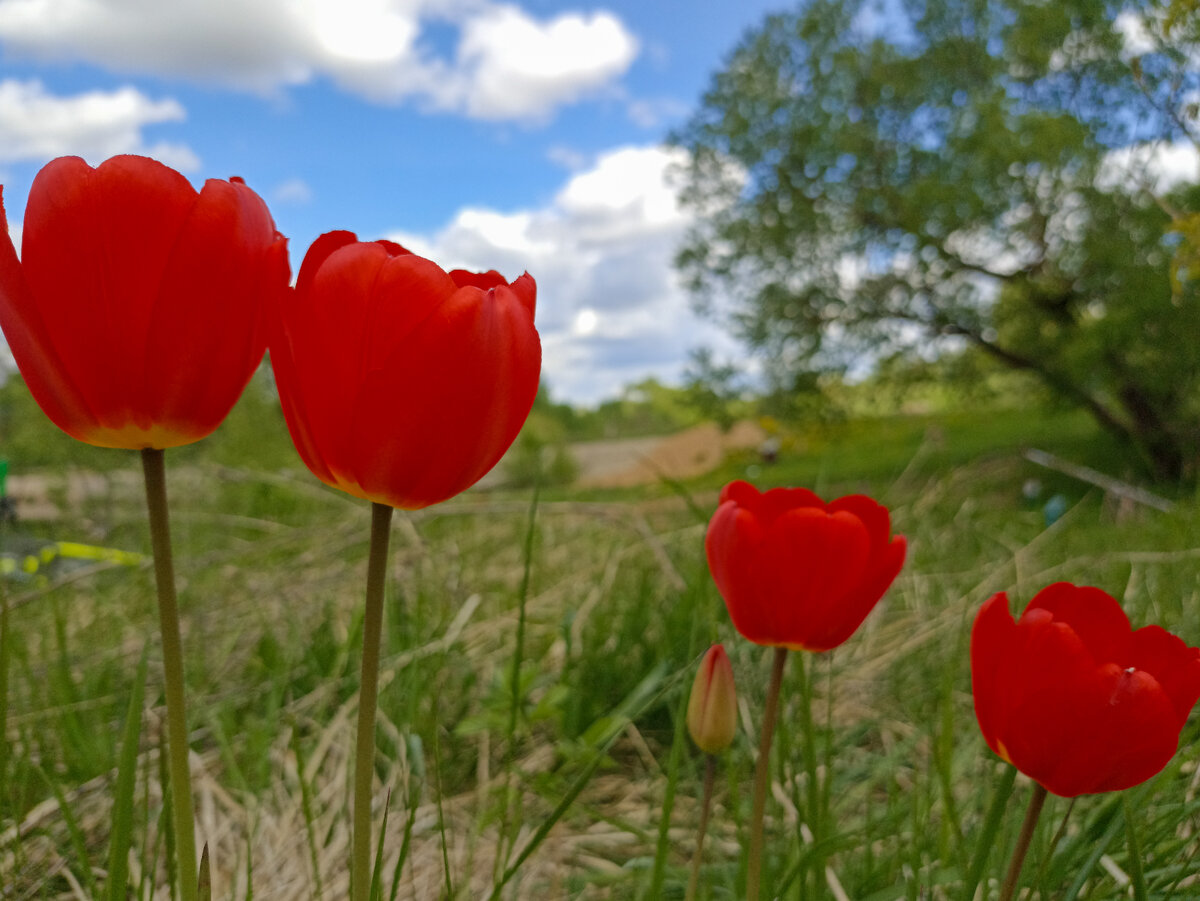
[197,845,210,901]
[140,448,197,901]
[106,649,149,901]
[433,728,455,900]
[352,502,394,901]
[746,646,788,901]
[648,682,690,898]
[685,755,718,901]
[1122,794,1148,901]
[961,764,1016,901]
[1029,798,1075,892]
[795,652,822,898]
[289,721,325,900]
[999,783,1048,901]
[495,483,540,880]
[487,664,677,901]
[0,585,9,809]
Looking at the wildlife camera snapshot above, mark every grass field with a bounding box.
[2,404,1199,899]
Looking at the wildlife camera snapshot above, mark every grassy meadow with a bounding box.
[2,387,1200,899]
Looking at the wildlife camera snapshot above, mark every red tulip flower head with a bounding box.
[705,480,906,652]
[971,583,1200,797]
[688,643,738,754]
[0,155,289,449]
[271,231,541,510]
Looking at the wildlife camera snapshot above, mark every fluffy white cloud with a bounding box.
[0,0,638,120]
[0,78,198,169]
[1098,140,1200,194]
[1113,11,1157,58]
[389,144,741,404]
[453,8,636,120]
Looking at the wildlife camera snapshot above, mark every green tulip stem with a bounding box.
[999,782,1048,901]
[686,754,718,901]
[140,448,197,901]
[747,646,788,901]
[351,501,394,901]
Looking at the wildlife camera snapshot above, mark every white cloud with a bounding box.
[0,78,198,169]
[387,144,741,404]
[1113,11,1157,58]
[0,0,639,121]
[1098,140,1200,194]
[453,7,636,119]
[273,177,313,205]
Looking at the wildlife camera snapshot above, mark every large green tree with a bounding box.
[674,0,1200,479]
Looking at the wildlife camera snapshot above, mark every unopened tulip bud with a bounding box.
[687,644,737,754]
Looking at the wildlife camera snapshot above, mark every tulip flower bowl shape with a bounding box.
[972,582,1200,798]
[970,582,1200,899]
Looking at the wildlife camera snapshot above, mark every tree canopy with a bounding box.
[674,0,1200,479]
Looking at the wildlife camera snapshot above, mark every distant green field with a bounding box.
[2,402,1198,898]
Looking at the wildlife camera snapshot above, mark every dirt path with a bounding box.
[572,420,766,488]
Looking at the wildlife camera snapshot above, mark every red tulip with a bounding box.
[687,643,738,754]
[705,480,906,651]
[271,231,541,510]
[0,155,288,449]
[971,583,1200,797]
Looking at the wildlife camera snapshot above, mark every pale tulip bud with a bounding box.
[687,644,737,754]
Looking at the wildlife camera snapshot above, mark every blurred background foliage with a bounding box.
[672,0,1200,482]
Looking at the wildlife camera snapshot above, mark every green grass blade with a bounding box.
[645,682,689,899]
[38,764,99,899]
[0,588,9,810]
[433,729,455,900]
[388,790,419,901]
[1061,807,1124,901]
[960,764,1016,901]
[494,483,540,881]
[289,720,326,900]
[197,844,211,901]
[488,661,679,901]
[1123,793,1148,901]
[369,789,392,901]
[158,720,179,901]
[107,647,149,901]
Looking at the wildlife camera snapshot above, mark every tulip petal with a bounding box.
[1042,664,1179,796]
[812,532,906,651]
[705,480,902,650]
[1129,625,1200,728]
[22,156,196,438]
[346,282,540,508]
[141,177,279,444]
[970,582,1200,798]
[449,269,508,291]
[0,187,101,440]
[761,508,870,650]
[970,592,1018,759]
[706,501,771,642]
[1026,582,1132,667]
[995,617,1100,793]
[758,484,824,524]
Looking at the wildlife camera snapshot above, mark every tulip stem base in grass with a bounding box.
[685,755,718,901]
[352,502,394,901]
[747,646,788,901]
[999,783,1047,901]
[141,449,198,901]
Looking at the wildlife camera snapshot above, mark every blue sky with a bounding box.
[0,0,787,405]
